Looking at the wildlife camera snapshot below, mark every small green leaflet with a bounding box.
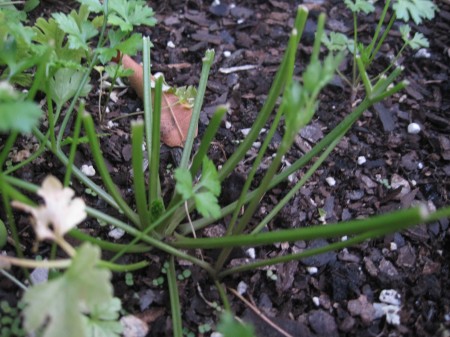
[52,12,98,51]
[0,83,42,134]
[33,17,84,64]
[393,0,438,25]
[174,158,221,219]
[217,312,255,337]
[321,32,355,53]
[399,25,429,49]
[344,0,375,14]
[98,31,143,63]
[22,243,121,337]
[105,64,134,79]
[48,68,92,108]
[83,298,123,337]
[108,0,157,32]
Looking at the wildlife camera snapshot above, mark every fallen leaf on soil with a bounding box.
[120,54,197,147]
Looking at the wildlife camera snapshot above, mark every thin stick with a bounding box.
[228,287,294,337]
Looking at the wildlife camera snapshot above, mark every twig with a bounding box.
[228,287,295,337]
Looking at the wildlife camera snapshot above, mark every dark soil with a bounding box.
[2,1,450,336]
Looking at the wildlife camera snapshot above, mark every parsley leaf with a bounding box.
[393,0,438,24]
[108,0,157,32]
[175,158,222,218]
[399,24,429,49]
[52,12,98,51]
[0,82,42,134]
[22,243,120,337]
[48,68,92,108]
[344,0,375,14]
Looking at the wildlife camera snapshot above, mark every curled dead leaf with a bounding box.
[120,55,197,148]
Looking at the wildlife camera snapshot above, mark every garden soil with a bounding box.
[2,0,450,336]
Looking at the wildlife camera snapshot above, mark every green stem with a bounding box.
[64,103,84,187]
[179,49,215,169]
[366,0,391,63]
[131,119,149,228]
[0,132,18,169]
[167,256,183,337]
[173,207,426,249]
[82,113,140,226]
[150,76,163,205]
[369,13,396,65]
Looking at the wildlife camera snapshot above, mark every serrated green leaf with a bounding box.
[393,0,438,24]
[0,83,42,133]
[77,0,103,13]
[200,158,220,196]
[344,0,375,14]
[23,243,115,337]
[33,17,84,64]
[52,12,98,51]
[321,32,354,53]
[104,64,134,78]
[194,192,221,219]
[84,298,122,337]
[174,168,194,200]
[108,0,157,32]
[98,31,142,63]
[400,25,429,49]
[48,68,92,107]
[217,312,255,337]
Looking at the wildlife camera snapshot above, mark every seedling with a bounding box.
[125,272,134,286]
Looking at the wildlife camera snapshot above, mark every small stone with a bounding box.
[237,281,248,295]
[246,248,256,259]
[108,227,125,240]
[407,122,421,134]
[379,289,401,306]
[240,128,251,136]
[414,48,431,59]
[223,50,231,57]
[326,177,336,186]
[81,164,96,177]
[390,174,411,199]
[396,244,416,268]
[312,296,320,307]
[121,315,149,337]
[357,156,366,165]
[307,266,318,275]
[167,40,175,48]
[30,266,49,285]
[390,242,397,251]
[339,316,356,332]
[379,258,399,277]
[308,310,338,336]
[347,295,376,325]
[364,257,379,277]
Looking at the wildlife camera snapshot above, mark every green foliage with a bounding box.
[48,68,92,108]
[175,158,221,219]
[0,300,26,337]
[0,218,6,248]
[217,312,255,337]
[344,0,375,14]
[393,0,438,24]
[33,17,85,65]
[52,10,98,51]
[108,0,157,32]
[22,243,122,337]
[321,32,354,52]
[98,31,143,63]
[399,25,429,49]
[0,82,42,134]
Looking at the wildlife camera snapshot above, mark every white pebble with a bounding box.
[240,128,251,136]
[81,164,96,177]
[380,289,402,306]
[407,123,421,134]
[225,121,232,129]
[167,40,175,48]
[415,48,431,59]
[417,162,423,170]
[325,177,336,186]
[237,281,248,295]
[357,156,366,165]
[246,248,256,259]
[211,333,223,337]
[237,18,245,24]
[390,242,397,251]
[306,266,318,275]
[107,120,118,129]
[312,296,320,307]
[223,50,231,58]
[341,236,348,241]
[108,227,125,240]
[253,142,261,149]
